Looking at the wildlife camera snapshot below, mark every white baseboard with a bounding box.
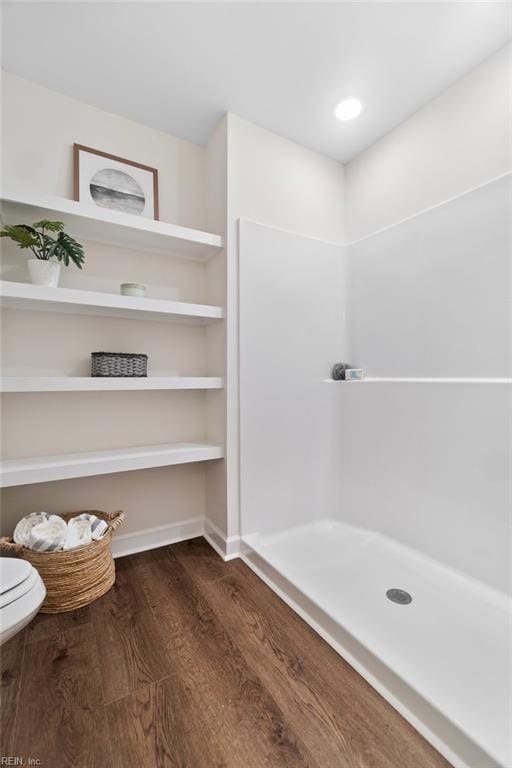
[112,517,203,558]
[204,518,240,561]
[111,516,240,561]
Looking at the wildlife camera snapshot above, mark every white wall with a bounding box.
[348,175,510,379]
[1,71,206,230]
[0,76,346,546]
[237,45,511,594]
[345,44,511,240]
[0,72,215,542]
[4,44,508,576]
[239,221,345,537]
[226,114,345,538]
[204,116,229,534]
[1,465,205,539]
[228,114,345,244]
[340,176,510,594]
[339,46,511,594]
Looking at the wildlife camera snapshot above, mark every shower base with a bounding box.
[242,520,511,768]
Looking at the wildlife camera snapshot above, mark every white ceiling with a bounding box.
[2,2,510,163]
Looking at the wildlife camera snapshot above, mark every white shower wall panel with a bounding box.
[239,179,511,767]
[335,382,510,594]
[239,220,346,537]
[338,175,511,594]
[347,174,510,378]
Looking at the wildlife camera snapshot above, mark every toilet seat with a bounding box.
[0,558,32,594]
[1,567,40,608]
[0,557,46,646]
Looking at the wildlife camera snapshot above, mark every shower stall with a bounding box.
[238,173,511,768]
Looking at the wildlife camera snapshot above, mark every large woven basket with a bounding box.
[0,510,124,614]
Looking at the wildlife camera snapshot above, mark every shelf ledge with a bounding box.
[1,193,223,260]
[0,442,224,487]
[0,281,223,324]
[0,377,224,392]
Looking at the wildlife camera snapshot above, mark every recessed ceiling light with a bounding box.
[335,98,362,121]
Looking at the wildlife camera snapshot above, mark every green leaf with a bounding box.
[53,231,85,269]
[0,224,39,249]
[31,220,65,233]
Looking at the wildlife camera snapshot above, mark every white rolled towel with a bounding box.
[74,513,108,540]
[13,511,49,547]
[64,517,92,550]
[63,514,108,550]
[28,515,68,552]
[13,511,108,553]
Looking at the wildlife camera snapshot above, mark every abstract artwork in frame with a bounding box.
[73,144,159,220]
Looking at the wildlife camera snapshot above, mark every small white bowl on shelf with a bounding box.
[120,283,146,298]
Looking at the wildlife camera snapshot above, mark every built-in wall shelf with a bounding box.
[1,194,223,260]
[0,281,223,324]
[0,442,224,487]
[1,377,224,392]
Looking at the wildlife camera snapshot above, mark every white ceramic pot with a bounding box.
[27,259,61,287]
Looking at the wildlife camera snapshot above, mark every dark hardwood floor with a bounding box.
[1,538,452,768]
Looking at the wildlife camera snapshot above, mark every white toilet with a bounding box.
[0,558,46,645]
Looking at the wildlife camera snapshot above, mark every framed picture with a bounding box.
[73,144,159,220]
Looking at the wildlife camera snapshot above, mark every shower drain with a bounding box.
[386,588,413,605]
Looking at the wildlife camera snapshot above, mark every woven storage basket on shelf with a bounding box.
[91,352,148,377]
[0,510,124,614]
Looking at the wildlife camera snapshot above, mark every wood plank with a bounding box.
[0,632,25,757]
[107,676,228,768]
[24,604,91,645]
[172,535,238,583]
[200,569,354,768]
[2,542,453,768]
[136,549,318,768]
[200,561,451,768]
[11,624,112,767]
[119,545,182,603]
[90,554,174,704]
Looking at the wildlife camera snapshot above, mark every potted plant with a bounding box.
[0,220,85,287]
